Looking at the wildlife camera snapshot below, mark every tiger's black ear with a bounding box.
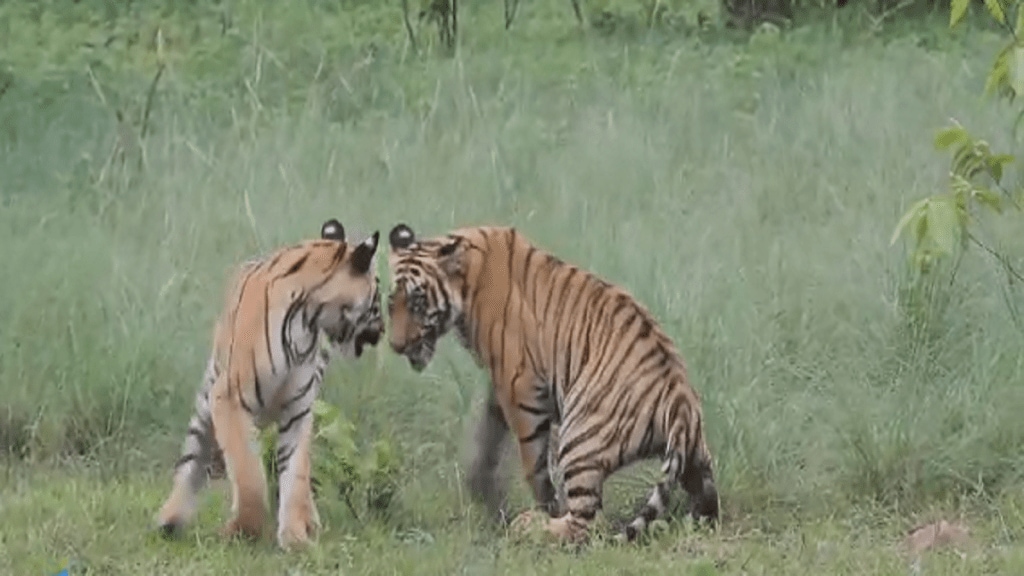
[438,239,459,257]
[321,219,345,242]
[389,223,415,250]
[351,231,380,275]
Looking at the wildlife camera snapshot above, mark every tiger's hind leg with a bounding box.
[620,425,719,542]
[157,361,219,537]
[210,378,269,541]
[678,432,719,526]
[274,363,323,551]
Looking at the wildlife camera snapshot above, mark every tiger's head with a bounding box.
[303,218,384,359]
[385,223,468,372]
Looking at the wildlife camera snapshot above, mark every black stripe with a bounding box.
[279,407,311,435]
[523,246,539,305]
[560,277,594,394]
[174,453,197,469]
[307,303,324,331]
[591,313,645,397]
[561,463,602,483]
[519,418,551,444]
[573,507,598,520]
[276,444,296,468]
[558,420,610,464]
[279,296,306,368]
[264,283,276,375]
[517,402,547,416]
[498,236,516,373]
[567,486,599,499]
[532,445,551,476]
[252,352,265,409]
[284,372,318,410]
[547,268,580,392]
[331,243,348,266]
[238,387,254,414]
[283,254,309,277]
[639,414,657,455]
[538,261,560,322]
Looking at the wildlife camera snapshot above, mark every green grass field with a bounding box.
[3,0,1024,574]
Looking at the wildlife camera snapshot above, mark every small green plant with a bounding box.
[261,399,403,524]
[891,0,1024,311]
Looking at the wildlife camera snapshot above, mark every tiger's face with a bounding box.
[307,220,384,359]
[385,223,465,372]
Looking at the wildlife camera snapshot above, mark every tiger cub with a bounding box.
[156,219,383,550]
[385,223,719,543]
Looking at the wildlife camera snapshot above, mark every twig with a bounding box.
[342,491,364,525]
[140,62,165,141]
[968,232,1024,284]
[0,77,11,104]
[451,0,458,48]
[86,65,108,108]
[402,0,419,54]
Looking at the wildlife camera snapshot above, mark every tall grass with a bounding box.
[1,0,1022,551]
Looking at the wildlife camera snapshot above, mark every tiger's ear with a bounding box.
[350,231,380,275]
[389,223,415,251]
[437,238,464,277]
[321,219,345,241]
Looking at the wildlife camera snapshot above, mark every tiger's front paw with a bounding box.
[219,515,264,541]
[508,509,588,545]
[508,509,547,540]
[308,500,322,537]
[277,502,320,551]
[545,514,589,544]
[277,521,315,551]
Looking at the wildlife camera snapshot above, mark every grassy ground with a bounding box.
[2,0,1024,574]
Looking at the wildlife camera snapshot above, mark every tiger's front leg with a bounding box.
[274,367,323,550]
[505,377,565,524]
[466,390,512,522]
[210,382,269,541]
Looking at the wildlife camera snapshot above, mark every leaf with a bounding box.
[984,0,1006,25]
[950,0,970,27]
[953,145,984,180]
[934,125,971,150]
[890,197,930,246]
[986,44,1013,96]
[925,197,962,256]
[1010,45,1024,98]
[972,187,1004,213]
[986,153,1014,183]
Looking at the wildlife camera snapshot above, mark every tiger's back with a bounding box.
[157,219,384,550]
[386,223,719,543]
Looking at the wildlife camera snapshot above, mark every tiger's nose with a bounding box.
[389,340,406,355]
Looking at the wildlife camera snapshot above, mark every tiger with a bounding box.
[156,218,384,551]
[384,222,719,543]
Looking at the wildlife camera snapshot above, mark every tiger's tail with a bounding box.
[622,414,719,542]
[157,359,219,537]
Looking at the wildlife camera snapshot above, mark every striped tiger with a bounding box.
[156,219,384,550]
[385,223,719,543]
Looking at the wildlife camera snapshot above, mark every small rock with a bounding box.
[903,520,970,555]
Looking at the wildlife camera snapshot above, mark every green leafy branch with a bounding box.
[891,0,1024,281]
[891,122,1018,273]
